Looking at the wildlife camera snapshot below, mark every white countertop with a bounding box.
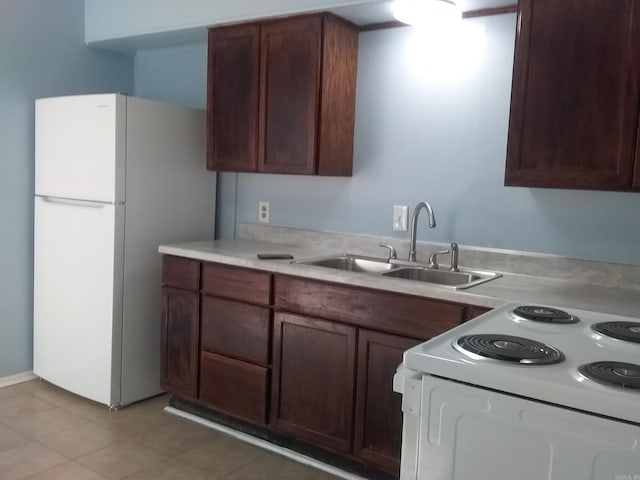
[159,239,640,318]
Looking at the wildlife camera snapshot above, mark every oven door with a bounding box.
[400,374,640,480]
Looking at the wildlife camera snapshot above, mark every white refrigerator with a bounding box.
[33,93,215,408]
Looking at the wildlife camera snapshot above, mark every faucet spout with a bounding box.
[408,201,436,262]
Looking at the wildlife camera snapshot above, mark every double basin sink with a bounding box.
[293,254,501,290]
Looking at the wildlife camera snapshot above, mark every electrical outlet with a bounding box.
[259,201,270,224]
[393,205,408,231]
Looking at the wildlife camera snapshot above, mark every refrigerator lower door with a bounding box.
[33,195,124,406]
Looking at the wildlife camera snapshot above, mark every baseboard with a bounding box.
[0,371,38,389]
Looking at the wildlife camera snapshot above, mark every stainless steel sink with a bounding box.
[293,254,397,273]
[381,266,500,289]
[293,253,501,289]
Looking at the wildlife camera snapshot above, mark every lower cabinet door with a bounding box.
[160,287,199,399]
[199,351,269,425]
[271,312,356,453]
[354,330,421,474]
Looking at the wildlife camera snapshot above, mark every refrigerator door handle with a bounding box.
[39,196,116,208]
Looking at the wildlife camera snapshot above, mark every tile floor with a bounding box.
[0,380,342,480]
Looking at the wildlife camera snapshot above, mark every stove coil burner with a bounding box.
[578,361,640,390]
[455,334,565,365]
[512,305,579,324]
[591,321,640,344]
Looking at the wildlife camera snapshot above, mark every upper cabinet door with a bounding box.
[505,0,640,190]
[206,24,260,172]
[259,16,322,175]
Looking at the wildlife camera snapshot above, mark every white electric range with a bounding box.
[394,303,640,480]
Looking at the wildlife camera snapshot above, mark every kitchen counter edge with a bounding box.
[158,240,640,318]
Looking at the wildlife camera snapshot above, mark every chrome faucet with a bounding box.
[427,242,459,271]
[408,201,436,262]
[449,242,459,272]
[378,242,398,261]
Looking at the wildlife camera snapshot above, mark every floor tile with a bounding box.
[227,452,328,480]
[0,394,54,421]
[0,424,30,454]
[124,458,214,480]
[58,399,112,423]
[312,470,345,480]
[177,434,266,476]
[93,401,174,437]
[0,383,29,400]
[29,382,85,408]
[123,395,172,424]
[134,418,220,456]
[128,393,170,412]
[22,461,109,479]
[0,383,350,480]
[0,441,68,480]
[4,407,88,440]
[75,440,164,480]
[39,422,129,459]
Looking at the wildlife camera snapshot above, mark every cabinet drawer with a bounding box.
[201,296,271,365]
[200,352,269,425]
[202,262,271,305]
[274,275,465,339]
[162,255,200,291]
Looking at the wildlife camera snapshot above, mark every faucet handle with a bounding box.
[378,242,397,261]
[427,249,450,270]
[449,242,459,272]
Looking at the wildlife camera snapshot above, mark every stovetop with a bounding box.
[402,302,640,425]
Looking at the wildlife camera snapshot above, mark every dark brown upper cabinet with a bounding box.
[207,24,260,172]
[505,0,640,191]
[206,13,358,176]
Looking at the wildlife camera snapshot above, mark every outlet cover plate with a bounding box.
[259,201,270,223]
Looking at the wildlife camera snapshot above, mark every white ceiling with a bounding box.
[90,0,517,53]
[330,0,517,25]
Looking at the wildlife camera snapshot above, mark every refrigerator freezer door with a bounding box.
[33,195,124,406]
[35,94,125,203]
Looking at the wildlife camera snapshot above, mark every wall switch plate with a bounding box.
[393,205,408,231]
[259,201,270,223]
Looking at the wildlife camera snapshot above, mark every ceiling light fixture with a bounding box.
[393,0,461,27]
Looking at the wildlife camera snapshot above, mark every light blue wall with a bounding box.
[0,0,133,378]
[238,14,640,265]
[134,45,207,110]
[133,14,640,266]
[133,44,234,238]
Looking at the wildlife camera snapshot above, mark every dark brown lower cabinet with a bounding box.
[467,305,491,321]
[200,351,269,424]
[354,330,421,474]
[271,312,357,453]
[161,256,494,478]
[160,287,200,399]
